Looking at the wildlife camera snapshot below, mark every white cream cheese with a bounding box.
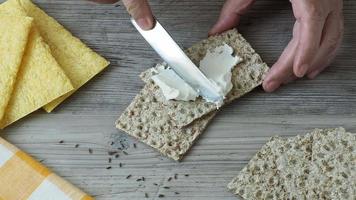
[200,44,243,96]
[151,64,199,101]
[151,43,242,102]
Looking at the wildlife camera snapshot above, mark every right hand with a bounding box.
[209,0,344,92]
[91,0,155,30]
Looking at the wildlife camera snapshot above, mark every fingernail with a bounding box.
[208,24,219,36]
[136,17,154,30]
[263,81,280,92]
[295,64,308,78]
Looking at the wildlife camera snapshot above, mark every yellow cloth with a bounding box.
[0,137,94,200]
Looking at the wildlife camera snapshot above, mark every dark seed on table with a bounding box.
[167,177,172,182]
[153,183,158,186]
[119,163,122,167]
[185,174,189,177]
[163,186,170,189]
[126,175,132,179]
[174,192,179,195]
[106,166,112,169]
[158,194,164,198]
[136,178,142,182]
[89,148,93,154]
[123,151,128,155]
[115,154,119,158]
[142,177,145,181]
[108,151,118,156]
[110,141,114,145]
[75,144,79,148]
[108,158,112,163]
[133,143,137,148]
[59,140,64,144]
[145,193,148,198]
[174,174,178,179]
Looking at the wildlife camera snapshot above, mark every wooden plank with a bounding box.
[0,0,355,199]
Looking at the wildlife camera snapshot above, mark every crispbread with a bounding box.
[228,128,356,200]
[15,0,110,112]
[0,13,32,122]
[227,136,288,199]
[275,134,313,199]
[0,29,74,128]
[142,29,269,127]
[228,134,313,200]
[0,0,74,129]
[117,29,267,160]
[306,128,356,199]
[116,80,216,161]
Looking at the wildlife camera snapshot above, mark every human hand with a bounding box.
[209,0,344,92]
[90,0,155,30]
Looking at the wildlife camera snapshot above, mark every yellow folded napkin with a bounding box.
[0,137,93,200]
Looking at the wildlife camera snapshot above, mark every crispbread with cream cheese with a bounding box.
[117,29,268,160]
[142,29,269,127]
[0,13,32,122]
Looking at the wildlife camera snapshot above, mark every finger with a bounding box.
[307,42,339,79]
[89,0,119,3]
[263,22,300,92]
[291,0,327,77]
[307,12,344,79]
[122,0,154,30]
[209,0,255,36]
[263,38,298,92]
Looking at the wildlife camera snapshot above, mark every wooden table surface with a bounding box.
[1,0,355,199]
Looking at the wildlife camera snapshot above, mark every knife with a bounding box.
[131,18,224,105]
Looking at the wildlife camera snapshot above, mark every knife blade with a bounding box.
[131,18,224,105]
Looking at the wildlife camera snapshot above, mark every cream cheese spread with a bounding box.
[151,43,242,102]
[151,64,199,101]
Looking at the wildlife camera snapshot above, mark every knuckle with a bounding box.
[325,36,341,54]
[303,3,325,21]
[123,0,140,13]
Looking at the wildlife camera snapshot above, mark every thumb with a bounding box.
[122,0,155,30]
[209,0,255,36]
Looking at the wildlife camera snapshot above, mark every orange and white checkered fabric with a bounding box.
[0,137,93,200]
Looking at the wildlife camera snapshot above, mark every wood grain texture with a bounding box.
[0,0,355,199]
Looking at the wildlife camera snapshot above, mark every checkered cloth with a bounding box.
[0,137,93,200]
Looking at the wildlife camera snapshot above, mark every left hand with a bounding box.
[209,0,344,92]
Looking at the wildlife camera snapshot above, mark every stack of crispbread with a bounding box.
[116,29,269,160]
[228,127,356,200]
[0,0,109,129]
